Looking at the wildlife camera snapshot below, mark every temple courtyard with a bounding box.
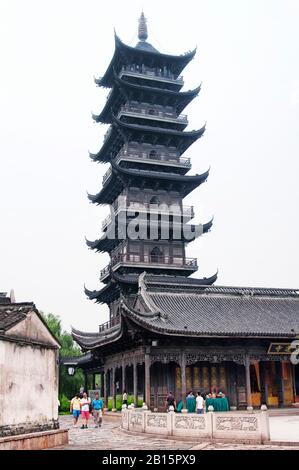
[52,413,299,451]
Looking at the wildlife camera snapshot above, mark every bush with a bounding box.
[107,395,143,411]
[59,394,70,413]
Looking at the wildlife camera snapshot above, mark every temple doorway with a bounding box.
[150,247,163,263]
[150,361,177,411]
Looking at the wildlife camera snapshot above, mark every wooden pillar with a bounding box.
[100,372,104,397]
[144,352,151,407]
[276,361,284,407]
[245,356,252,407]
[111,367,116,410]
[122,359,126,393]
[84,373,88,393]
[92,373,96,389]
[133,360,138,407]
[103,370,108,407]
[260,361,268,405]
[292,364,297,401]
[181,352,186,409]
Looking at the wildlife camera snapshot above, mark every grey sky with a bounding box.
[1,0,298,332]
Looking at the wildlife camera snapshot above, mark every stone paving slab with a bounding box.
[269,415,299,442]
[52,415,299,451]
[55,415,194,451]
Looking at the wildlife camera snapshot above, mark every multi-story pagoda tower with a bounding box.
[85,13,216,323]
[71,14,299,412]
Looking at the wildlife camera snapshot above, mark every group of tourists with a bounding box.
[70,391,103,429]
[166,391,207,413]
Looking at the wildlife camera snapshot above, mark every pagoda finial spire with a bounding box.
[138,11,148,41]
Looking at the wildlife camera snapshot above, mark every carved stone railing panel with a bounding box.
[174,414,206,430]
[122,409,270,443]
[128,410,144,433]
[215,416,258,432]
[146,413,167,429]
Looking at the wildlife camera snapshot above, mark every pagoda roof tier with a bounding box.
[87,162,209,205]
[93,75,201,124]
[90,116,206,163]
[84,271,218,304]
[95,34,196,89]
[84,282,121,304]
[72,273,299,350]
[86,218,213,254]
[72,323,123,350]
[86,234,120,253]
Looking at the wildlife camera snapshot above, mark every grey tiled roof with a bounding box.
[72,277,299,351]
[72,324,122,349]
[0,293,11,305]
[134,290,299,337]
[61,352,92,366]
[135,40,158,52]
[0,303,35,331]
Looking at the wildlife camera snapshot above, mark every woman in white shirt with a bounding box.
[80,392,91,429]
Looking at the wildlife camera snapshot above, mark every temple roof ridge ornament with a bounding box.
[138,272,161,315]
[138,11,148,41]
[120,294,161,320]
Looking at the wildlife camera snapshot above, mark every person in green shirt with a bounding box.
[186,391,196,413]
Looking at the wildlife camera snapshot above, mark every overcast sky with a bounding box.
[1,0,298,332]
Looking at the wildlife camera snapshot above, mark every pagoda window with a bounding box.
[129,243,140,253]
[149,195,160,205]
[149,150,159,160]
[173,247,183,256]
[150,246,163,263]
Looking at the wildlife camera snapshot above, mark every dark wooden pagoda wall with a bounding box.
[81,343,298,411]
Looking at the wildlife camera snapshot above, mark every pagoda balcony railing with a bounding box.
[100,264,111,280]
[102,202,194,230]
[115,149,191,168]
[119,65,184,85]
[118,105,188,125]
[100,255,197,280]
[98,316,120,333]
[102,166,113,185]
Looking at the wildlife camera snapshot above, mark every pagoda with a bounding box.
[71,13,299,412]
[85,12,216,322]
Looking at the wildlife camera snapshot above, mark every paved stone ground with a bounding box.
[56,415,194,450]
[270,415,299,442]
[52,415,299,451]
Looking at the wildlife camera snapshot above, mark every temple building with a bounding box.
[71,13,299,410]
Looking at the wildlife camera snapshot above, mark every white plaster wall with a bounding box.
[0,340,58,427]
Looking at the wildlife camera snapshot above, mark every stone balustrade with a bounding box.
[121,408,270,444]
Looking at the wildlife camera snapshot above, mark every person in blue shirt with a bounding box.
[92,392,103,428]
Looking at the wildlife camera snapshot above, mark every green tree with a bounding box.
[42,313,84,400]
